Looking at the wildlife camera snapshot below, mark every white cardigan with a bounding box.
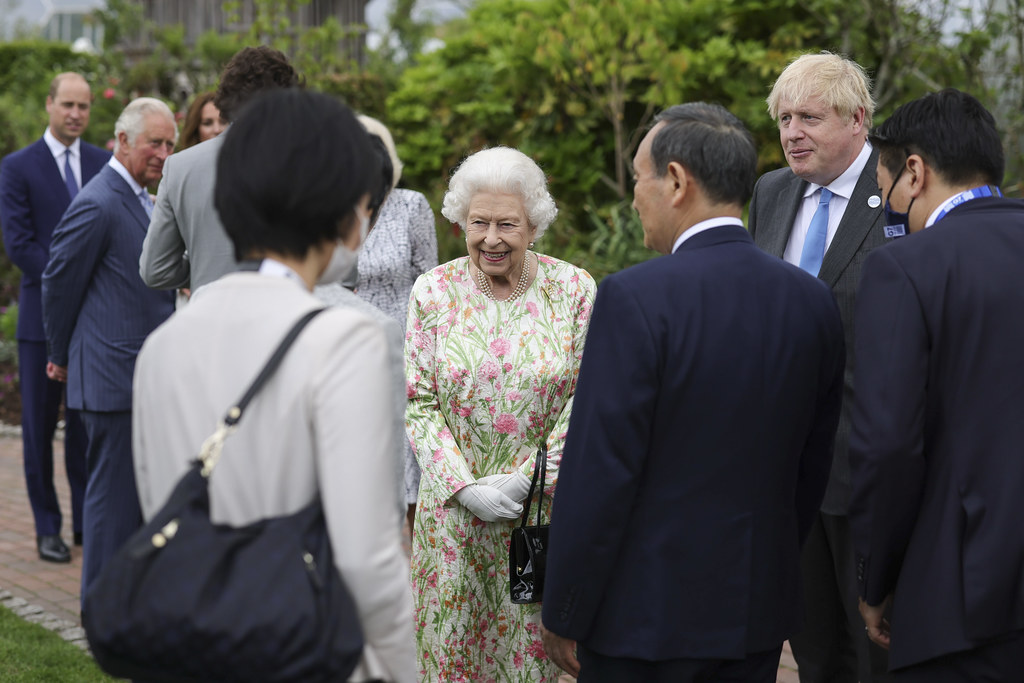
[132,273,415,682]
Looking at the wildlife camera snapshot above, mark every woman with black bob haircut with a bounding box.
[131,89,417,682]
[216,88,376,264]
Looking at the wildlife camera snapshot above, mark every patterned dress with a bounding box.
[358,187,438,504]
[405,254,595,682]
[358,188,438,331]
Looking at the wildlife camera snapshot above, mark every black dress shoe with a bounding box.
[73,532,83,546]
[37,535,71,563]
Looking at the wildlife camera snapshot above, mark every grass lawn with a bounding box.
[0,605,115,681]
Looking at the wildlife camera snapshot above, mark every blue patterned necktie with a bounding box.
[799,187,832,276]
[63,149,78,200]
[138,188,153,219]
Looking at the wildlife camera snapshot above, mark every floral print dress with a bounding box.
[357,188,438,505]
[405,253,595,682]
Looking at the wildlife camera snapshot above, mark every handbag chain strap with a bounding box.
[199,307,326,477]
[518,447,547,529]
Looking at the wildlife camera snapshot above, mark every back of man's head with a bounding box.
[767,52,875,128]
[649,102,758,207]
[214,46,301,122]
[870,88,1004,187]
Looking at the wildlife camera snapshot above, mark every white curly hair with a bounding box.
[441,147,558,239]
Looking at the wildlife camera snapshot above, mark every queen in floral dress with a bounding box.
[405,147,595,682]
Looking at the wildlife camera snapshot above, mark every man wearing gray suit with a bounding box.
[139,46,300,293]
[42,98,177,600]
[747,52,888,682]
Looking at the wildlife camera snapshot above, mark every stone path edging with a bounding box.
[0,588,89,650]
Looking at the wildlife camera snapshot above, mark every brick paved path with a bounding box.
[0,432,800,679]
[0,430,89,649]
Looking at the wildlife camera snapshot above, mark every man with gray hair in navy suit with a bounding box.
[42,97,176,602]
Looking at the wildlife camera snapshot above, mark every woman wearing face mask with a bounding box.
[130,90,416,683]
[405,146,596,681]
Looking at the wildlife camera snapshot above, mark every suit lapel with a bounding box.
[32,139,70,198]
[81,146,107,184]
[764,176,806,258]
[107,167,151,232]
[818,148,884,287]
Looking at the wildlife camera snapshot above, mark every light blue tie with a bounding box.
[63,150,78,200]
[138,188,153,219]
[799,187,832,276]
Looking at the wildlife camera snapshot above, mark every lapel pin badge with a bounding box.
[868,195,881,209]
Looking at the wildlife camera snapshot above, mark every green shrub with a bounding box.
[0,41,100,158]
[551,200,655,283]
[0,303,16,341]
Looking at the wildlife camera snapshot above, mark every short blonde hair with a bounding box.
[767,52,875,128]
[357,114,402,189]
[441,147,558,239]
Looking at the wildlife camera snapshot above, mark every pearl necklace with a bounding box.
[476,252,533,302]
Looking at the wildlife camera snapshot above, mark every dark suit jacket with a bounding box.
[848,197,1024,669]
[748,150,885,513]
[0,137,109,341]
[41,164,174,412]
[542,226,845,661]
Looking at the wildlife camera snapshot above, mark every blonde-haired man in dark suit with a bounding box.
[748,52,889,682]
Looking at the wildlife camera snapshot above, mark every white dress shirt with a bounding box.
[108,155,145,196]
[783,142,873,267]
[43,128,82,189]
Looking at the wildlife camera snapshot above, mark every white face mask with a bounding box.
[316,211,370,286]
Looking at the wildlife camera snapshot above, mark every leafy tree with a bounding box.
[385,0,1019,277]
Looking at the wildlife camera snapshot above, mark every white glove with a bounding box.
[454,484,523,522]
[476,471,532,504]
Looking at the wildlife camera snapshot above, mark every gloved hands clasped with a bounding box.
[455,471,532,522]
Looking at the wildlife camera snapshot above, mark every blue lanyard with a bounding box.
[932,185,1003,225]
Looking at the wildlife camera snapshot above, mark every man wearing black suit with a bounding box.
[541,103,845,682]
[748,52,889,682]
[850,89,1024,680]
[0,73,109,563]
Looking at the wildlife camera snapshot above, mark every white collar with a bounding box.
[672,217,744,253]
[43,128,81,160]
[107,156,145,197]
[804,140,872,200]
[258,258,307,287]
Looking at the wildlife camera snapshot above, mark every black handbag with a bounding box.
[509,447,549,604]
[83,308,365,683]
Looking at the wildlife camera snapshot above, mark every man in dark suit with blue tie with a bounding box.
[541,103,846,682]
[850,89,1024,680]
[747,52,891,682]
[0,73,110,563]
[42,97,176,598]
